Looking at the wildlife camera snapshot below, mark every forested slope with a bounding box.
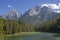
[0,17,60,35]
[0,18,35,34]
[36,17,60,33]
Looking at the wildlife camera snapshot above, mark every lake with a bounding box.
[19,32,60,40]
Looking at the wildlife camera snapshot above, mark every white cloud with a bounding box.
[49,4,59,9]
[58,3,60,6]
[54,11,60,13]
[8,5,12,8]
[42,3,60,13]
[42,3,60,10]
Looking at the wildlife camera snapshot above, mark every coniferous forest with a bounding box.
[36,17,60,33]
[0,18,35,34]
[0,17,60,35]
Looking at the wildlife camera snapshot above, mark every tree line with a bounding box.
[0,18,35,34]
[36,17,60,33]
[0,17,60,35]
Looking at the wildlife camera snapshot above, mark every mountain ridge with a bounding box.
[0,5,60,25]
[1,9,22,20]
[20,6,60,25]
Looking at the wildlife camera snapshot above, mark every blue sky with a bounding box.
[0,0,60,15]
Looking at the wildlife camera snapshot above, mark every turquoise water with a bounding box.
[6,32,60,40]
[19,32,60,40]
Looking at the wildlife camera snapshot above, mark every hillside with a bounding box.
[36,17,60,33]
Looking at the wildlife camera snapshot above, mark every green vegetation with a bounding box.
[54,33,60,37]
[0,18,35,40]
[36,17,60,33]
[0,17,60,40]
[0,17,60,34]
[0,18,5,40]
[1,19,35,34]
[54,34,60,37]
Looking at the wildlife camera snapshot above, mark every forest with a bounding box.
[36,17,60,33]
[0,18,35,34]
[0,17,60,35]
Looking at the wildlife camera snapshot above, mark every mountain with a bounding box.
[20,6,60,25]
[2,9,22,20]
[0,16,2,18]
[1,4,60,25]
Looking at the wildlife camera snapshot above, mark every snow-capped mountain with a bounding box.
[41,3,60,13]
[2,9,22,20]
[20,5,60,25]
[1,3,60,25]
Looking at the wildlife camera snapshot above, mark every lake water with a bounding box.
[19,32,60,40]
[7,32,60,40]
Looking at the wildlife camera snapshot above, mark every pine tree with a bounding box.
[0,18,5,40]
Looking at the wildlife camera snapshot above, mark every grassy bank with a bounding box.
[4,32,39,40]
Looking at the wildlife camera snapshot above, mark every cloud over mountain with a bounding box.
[42,3,60,10]
[42,3,60,13]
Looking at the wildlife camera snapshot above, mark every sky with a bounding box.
[0,0,60,15]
